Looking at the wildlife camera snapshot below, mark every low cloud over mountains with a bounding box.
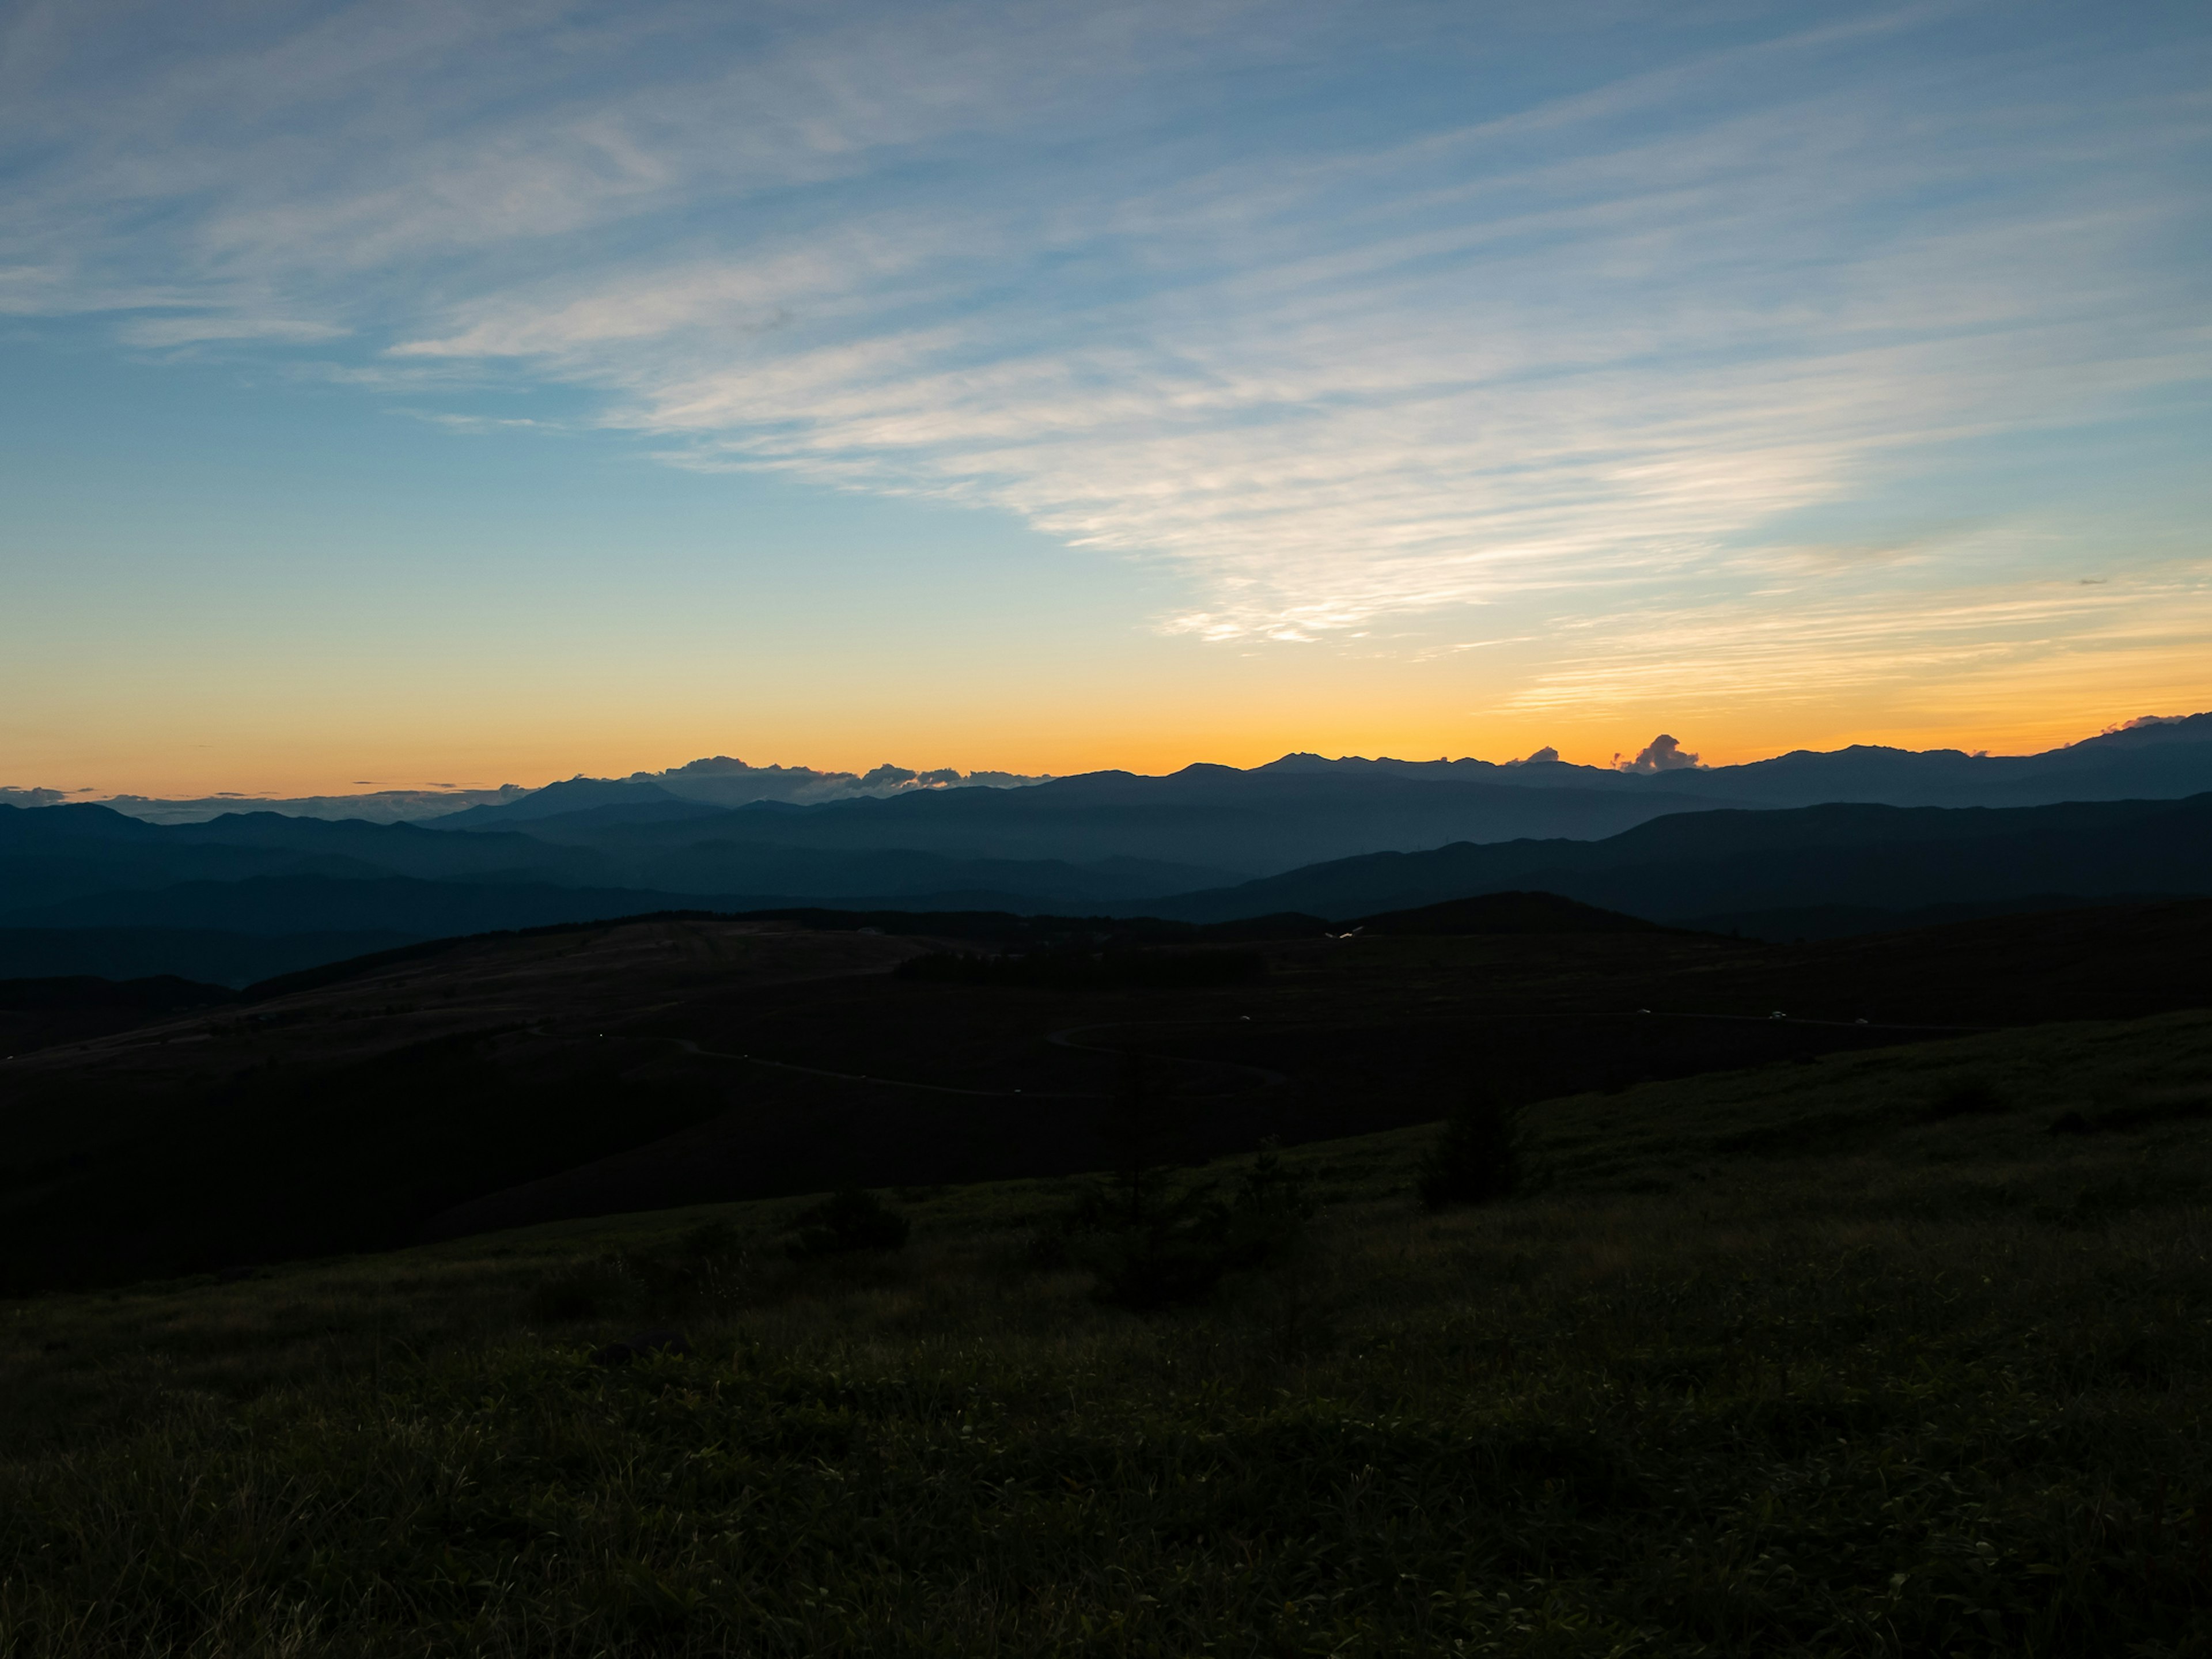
[636,757,1052,810]
[1614,735,1702,774]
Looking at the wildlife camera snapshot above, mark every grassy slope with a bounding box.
[3,1010,2211,1656]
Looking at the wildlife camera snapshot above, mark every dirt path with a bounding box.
[665,1036,1106,1100]
[1046,1021,1289,1091]
[661,1022,1289,1102]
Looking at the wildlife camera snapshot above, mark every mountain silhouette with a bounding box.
[5,715,2210,984]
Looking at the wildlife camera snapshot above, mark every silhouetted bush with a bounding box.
[787,1187,911,1259]
[1417,1087,1520,1209]
[1086,1225,1228,1309]
[1926,1077,2009,1119]
[1045,1141,1317,1309]
[1221,1139,1315,1251]
[677,1219,741,1260]
[626,1220,752,1303]
[526,1263,630,1323]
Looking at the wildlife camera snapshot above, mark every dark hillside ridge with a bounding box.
[0,926,418,988]
[4,895,2207,1292]
[1348,891,1661,935]
[229,906,1332,1002]
[0,972,236,1057]
[1680,892,2181,942]
[0,973,233,1013]
[0,801,1245,959]
[228,892,1655,1002]
[5,874,748,937]
[5,786,2209,983]
[1148,794,2212,922]
[365,896,2212,1251]
[0,804,612,908]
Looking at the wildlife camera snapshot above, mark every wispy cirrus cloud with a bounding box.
[397,410,561,435]
[118,315,350,347]
[3,0,2208,687]
[1508,565,2212,714]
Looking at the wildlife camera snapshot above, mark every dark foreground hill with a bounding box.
[5,1005,2210,1652]
[3,895,2207,1292]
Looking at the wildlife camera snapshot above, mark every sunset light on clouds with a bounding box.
[3,0,2207,797]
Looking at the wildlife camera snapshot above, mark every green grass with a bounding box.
[4,1011,2212,1656]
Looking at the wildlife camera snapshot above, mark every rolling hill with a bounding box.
[5,893,2209,1290]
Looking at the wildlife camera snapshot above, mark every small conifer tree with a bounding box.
[1101,1052,1180,1229]
[787,1187,910,1257]
[1417,1082,1520,1209]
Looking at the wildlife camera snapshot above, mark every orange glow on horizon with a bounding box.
[14,677,2206,805]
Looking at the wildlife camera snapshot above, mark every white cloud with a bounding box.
[1616,735,1701,774]
[118,315,350,346]
[1503,568,2212,714]
[399,410,558,434]
[3,0,2207,676]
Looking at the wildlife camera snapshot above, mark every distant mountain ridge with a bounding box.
[2,711,2209,983]
[1246,710,2212,806]
[416,711,2212,884]
[430,709,2212,826]
[25,755,1058,826]
[19,709,2207,827]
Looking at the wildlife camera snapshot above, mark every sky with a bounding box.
[2,0,2208,798]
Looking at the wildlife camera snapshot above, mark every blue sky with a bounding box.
[3,0,2208,794]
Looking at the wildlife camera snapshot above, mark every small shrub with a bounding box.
[1064,1141,1317,1310]
[787,1187,911,1259]
[1417,1087,1520,1209]
[1926,1076,2009,1119]
[1215,1139,1316,1262]
[625,1221,751,1304]
[1089,1229,1233,1310]
[525,1263,630,1323]
[676,1219,741,1260]
[1099,1053,1183,1230]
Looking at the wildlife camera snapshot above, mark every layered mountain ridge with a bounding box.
[2,713,2208,983]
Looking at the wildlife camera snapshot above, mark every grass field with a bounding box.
[4,1009,2211,1656]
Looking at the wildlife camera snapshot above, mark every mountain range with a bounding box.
[5,755,1058,825]
[2,713,2208,983]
